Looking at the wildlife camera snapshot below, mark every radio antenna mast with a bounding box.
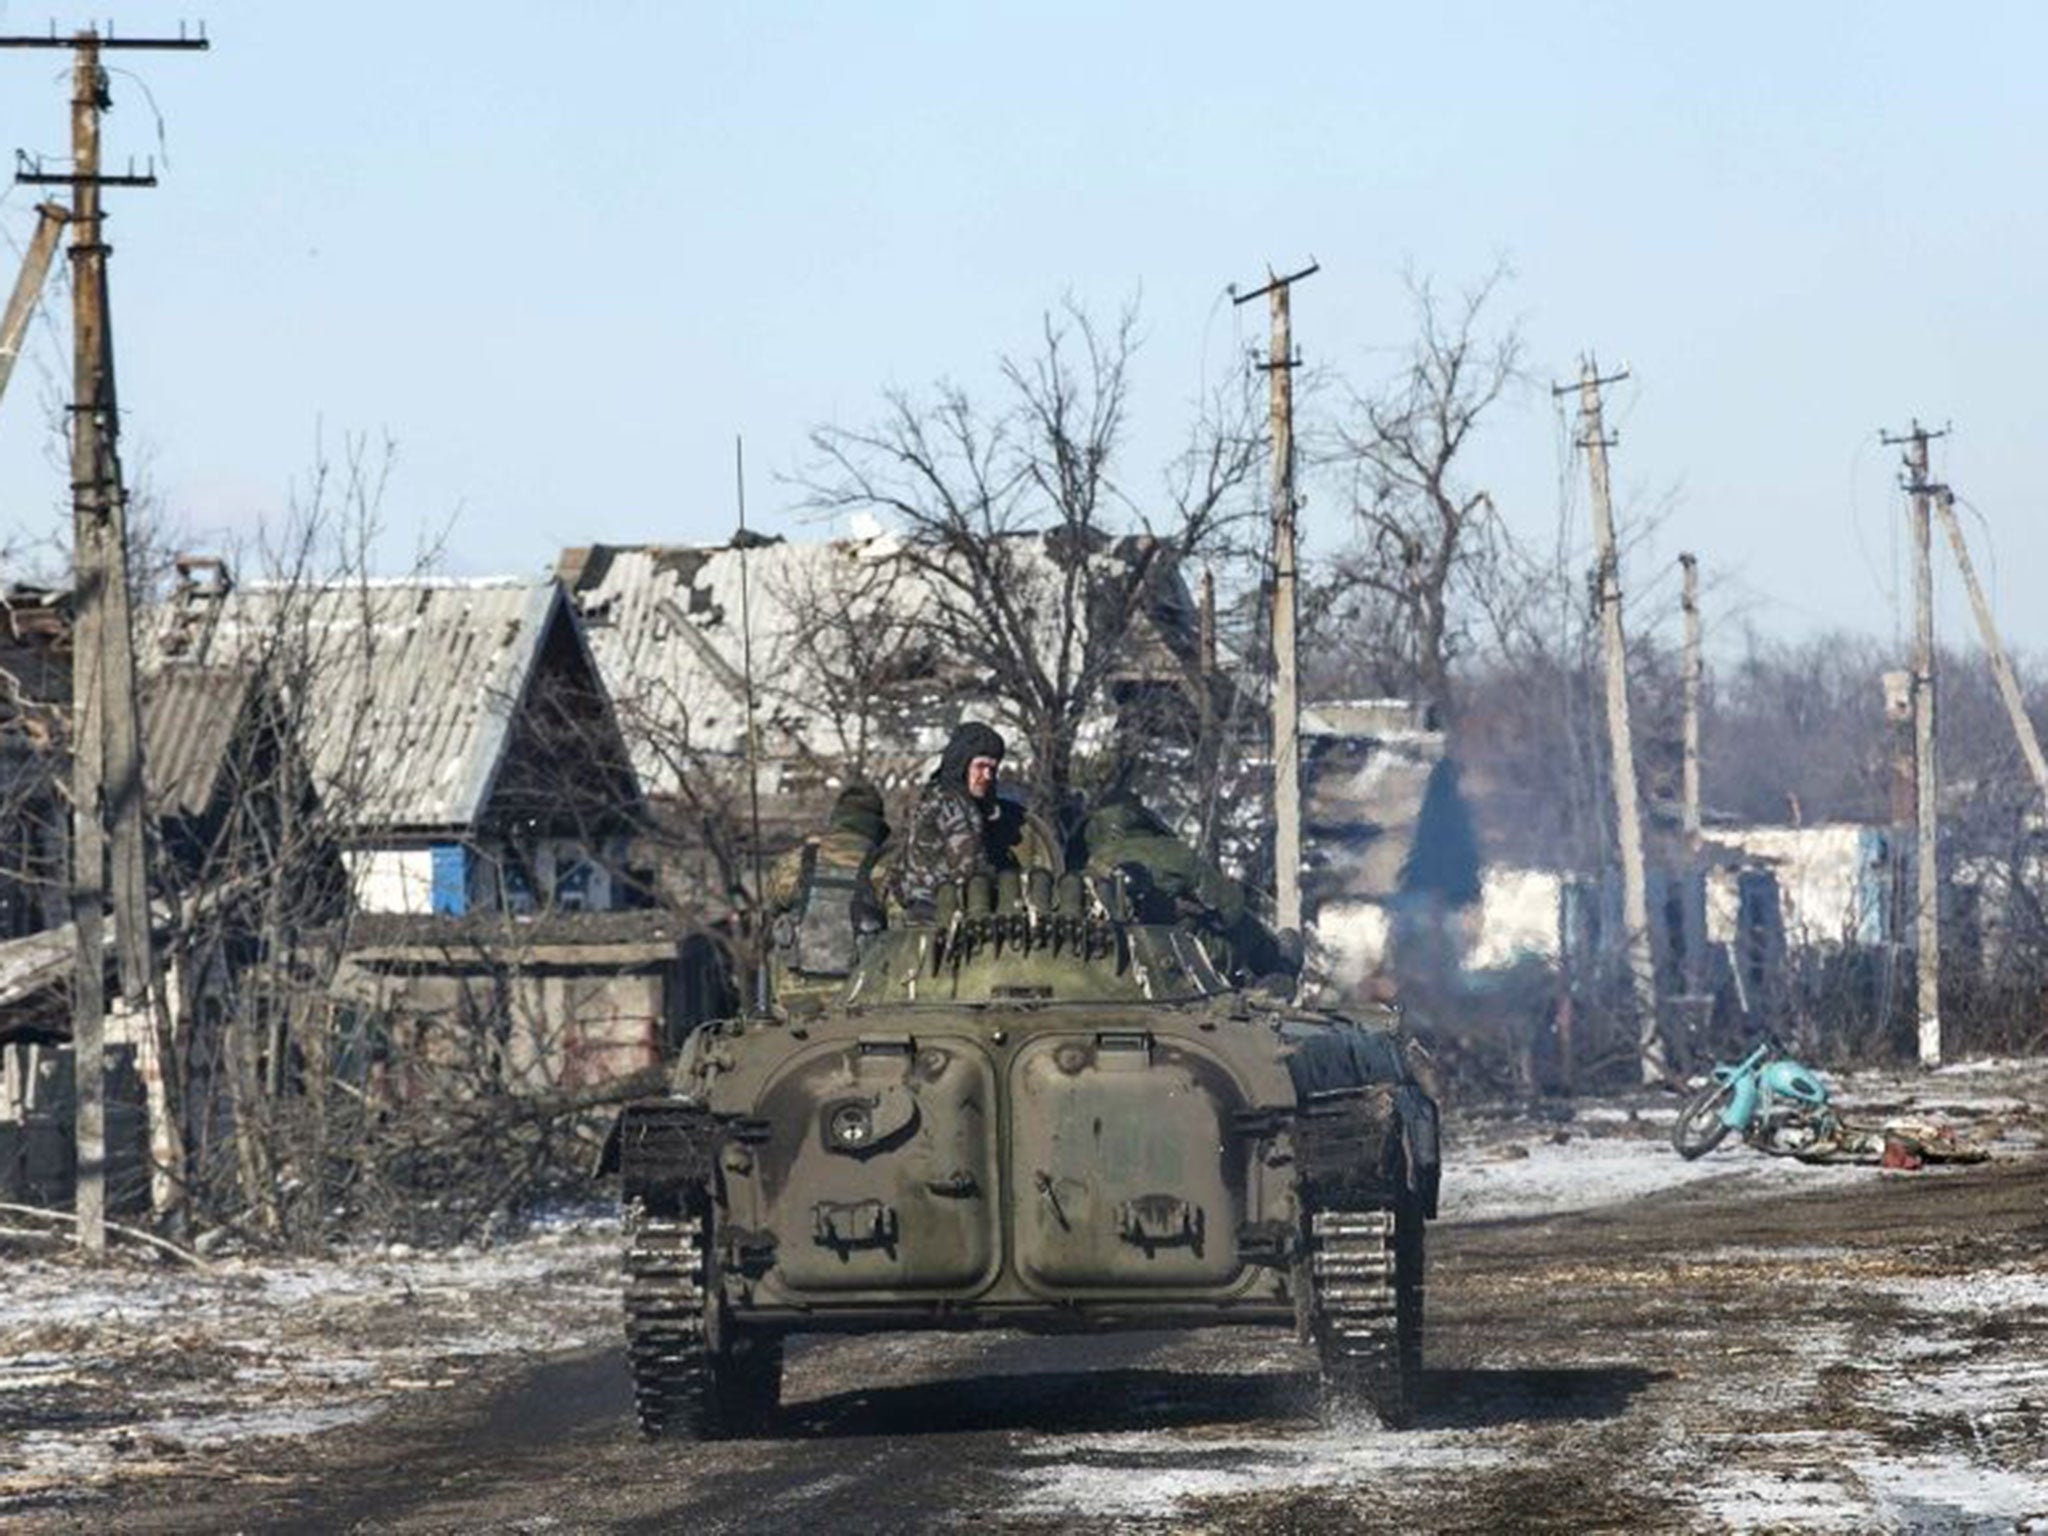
[734,435,769,1010]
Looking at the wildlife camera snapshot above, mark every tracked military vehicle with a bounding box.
[600,866,1440,1436]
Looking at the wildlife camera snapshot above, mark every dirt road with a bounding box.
[38,1148,2048,1534]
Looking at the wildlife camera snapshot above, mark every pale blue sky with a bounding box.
[0,1,2042,655]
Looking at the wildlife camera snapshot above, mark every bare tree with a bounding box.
[1317,267,1525,726]
[804,299,1265,814]
[1702,628,1894,827]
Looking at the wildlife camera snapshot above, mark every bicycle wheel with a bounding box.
[1671,1077,1736,1159]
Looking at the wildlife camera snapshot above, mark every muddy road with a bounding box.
[40,1149,2048,1534]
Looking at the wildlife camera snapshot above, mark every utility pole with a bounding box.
[1232,260,1317,936]
[1879,666,1914,1012]
[7,23,209,1250]
[1677,552,1707,1009]
[732,436,769,1012]
[1556,359,1665,1083]
[0,201,70,411]
[1195,566,1220,861]
[1880,421,1944,1068]
[1679,552,1702,848]
[1198,566,1217,677]
[1934,490,2048,811]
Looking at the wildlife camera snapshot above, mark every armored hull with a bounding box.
[604,875,1440,1436]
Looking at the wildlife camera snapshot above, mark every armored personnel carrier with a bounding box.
[600,866,1440,1436]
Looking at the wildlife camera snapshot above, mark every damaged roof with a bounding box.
[560,533,1199,795]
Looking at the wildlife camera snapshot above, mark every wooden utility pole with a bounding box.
[7,24,209,1248]
[1557,359,1665,1083]
[1679,552,1702,847]
[732,436,770,1011]
[1194,566,1219,860]
[0,201,69,411]
[1934,490,2048,810]
[1233,261,1317,936]
[1881,421,1944,1068]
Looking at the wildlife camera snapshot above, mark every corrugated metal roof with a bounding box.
[182,576,564,833]
[141,664,257,820]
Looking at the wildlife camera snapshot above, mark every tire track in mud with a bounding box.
[45,1153,2048,1534]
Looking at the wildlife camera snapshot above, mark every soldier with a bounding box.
[767,782,890,1007]
[1081,790,1297,982]
[893,721,1007,919]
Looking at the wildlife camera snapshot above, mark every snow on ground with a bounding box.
[0,1215,618,1508]
[1001,1058,2048,1533]
[1006,1422,1510,1523]
[1693,1440,2048,1533]
[1443,1055,2048,1225]
[4,1060,2046,1526]
[1441,1124,1831,1224]
[1667,1113,2048,1535]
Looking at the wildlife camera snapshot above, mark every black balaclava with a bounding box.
[934,721,1006,797]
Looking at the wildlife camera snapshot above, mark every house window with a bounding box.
[554,853,596,911]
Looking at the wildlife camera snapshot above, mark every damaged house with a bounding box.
[164,572,721,1095]
[5,571,734,1212]
[557,530,1219,911]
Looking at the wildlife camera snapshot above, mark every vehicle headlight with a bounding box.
[827,1101,874,1150]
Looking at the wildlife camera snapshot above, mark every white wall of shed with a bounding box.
[1705,825,1878,947]
[1467,867,1564,969]
[347,847,438,915]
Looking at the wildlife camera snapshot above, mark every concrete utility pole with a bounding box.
[1677,552,1707,1008]
[7,23,209,1249]
[1557,359,1665,1084]
[1880,422,1944,1068]
[1679,552,1702,848]
[1880,667,1915,980]
[0,201,70,411]
[1934,490,2048,812]
[1232,261,1317,936]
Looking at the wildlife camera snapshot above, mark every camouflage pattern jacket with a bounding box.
[892,781,998,916]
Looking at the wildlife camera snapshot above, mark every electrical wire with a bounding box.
[106,67,173,172]
[1841,429,1897,643]
[1953,491,2012,645]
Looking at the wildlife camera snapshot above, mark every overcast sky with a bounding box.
[0,1,2042,657]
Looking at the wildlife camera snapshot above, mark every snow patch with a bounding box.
[1874,1268,2048,1314]
[0,1224,619,1505]
[1861,1455,2048,1532]
[1441,1134,1840,1225]
[1005,1425,1508,1522]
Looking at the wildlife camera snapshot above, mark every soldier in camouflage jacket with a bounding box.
[893,721,1006,919]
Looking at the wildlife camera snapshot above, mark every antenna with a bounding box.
[733,434,769,1011]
